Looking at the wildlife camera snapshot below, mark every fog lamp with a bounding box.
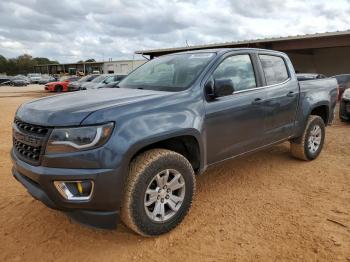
[54,180,94,201]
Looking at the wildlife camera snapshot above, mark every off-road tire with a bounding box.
[120,149,195,237]
[290,115,325,160]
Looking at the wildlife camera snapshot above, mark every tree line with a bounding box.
[0,54,59,76]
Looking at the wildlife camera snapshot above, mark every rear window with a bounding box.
[259,55,289,85]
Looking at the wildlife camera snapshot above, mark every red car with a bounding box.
[44,76,80,92]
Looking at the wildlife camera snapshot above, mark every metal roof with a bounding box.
[135,29,350,55]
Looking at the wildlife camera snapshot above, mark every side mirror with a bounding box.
[205,78,234,99]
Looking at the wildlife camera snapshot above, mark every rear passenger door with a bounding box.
[258,54,299,144]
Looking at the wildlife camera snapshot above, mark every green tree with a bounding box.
[0,55,7,74]
[0,54,60,75]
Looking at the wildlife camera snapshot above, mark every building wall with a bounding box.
[102,60,146,74]
[287,47,350,76]
[312,47,350,76]
[287,53,316,73]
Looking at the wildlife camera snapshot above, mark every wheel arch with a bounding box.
[309,103,330,125]
[126,131,204,174]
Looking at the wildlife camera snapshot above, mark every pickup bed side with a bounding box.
[293,78,338,138]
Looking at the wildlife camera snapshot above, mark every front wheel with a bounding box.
[55,85,63,92]
[290,115,325,160]
[121,149,195,236]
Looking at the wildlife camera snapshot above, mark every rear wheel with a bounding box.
[55,85,63,92]
[121,149,195,236]
[290,115,325,160]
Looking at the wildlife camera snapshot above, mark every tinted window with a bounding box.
[212,55,256,92]
[259,55,289,85]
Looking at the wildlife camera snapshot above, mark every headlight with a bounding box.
[46,122,114,154]
[342,89,350,100]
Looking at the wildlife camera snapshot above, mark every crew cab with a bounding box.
[12,48,338,236]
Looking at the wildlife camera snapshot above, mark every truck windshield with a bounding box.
[119,53,215,92]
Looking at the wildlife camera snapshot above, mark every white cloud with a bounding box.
[0,0,349,62]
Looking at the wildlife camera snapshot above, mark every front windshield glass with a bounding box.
[91,75,107,83]
[78,75,91,82]
[119,52,215,92]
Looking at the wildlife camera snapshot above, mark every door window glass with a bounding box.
[212,55,257,92]
[259,55,289,85]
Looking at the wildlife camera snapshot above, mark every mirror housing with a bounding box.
[205,78,234,99]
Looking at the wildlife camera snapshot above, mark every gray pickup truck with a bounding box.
[12,48,337,236]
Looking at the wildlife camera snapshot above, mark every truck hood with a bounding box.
[16,88,172,126]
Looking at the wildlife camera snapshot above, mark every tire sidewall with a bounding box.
[131,153,194,236]
[304,117,325,160]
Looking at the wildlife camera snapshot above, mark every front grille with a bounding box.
[13,119,51,165]
[13,137,41,161]
[14,119,49,135]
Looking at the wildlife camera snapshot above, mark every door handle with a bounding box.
[287,91,295,97]
[251,98,263,105]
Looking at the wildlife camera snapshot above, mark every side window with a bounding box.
[212,55,257,92]
[259,55,289,85]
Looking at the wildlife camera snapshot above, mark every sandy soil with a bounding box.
[0,85,349,261]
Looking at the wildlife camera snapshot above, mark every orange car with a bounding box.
[44,76,80,92]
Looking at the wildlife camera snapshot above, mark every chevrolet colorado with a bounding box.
[12,48,338,236]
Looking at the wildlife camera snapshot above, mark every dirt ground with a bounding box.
[0,85,349,262]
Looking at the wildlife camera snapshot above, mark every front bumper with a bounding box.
[11,150,122,229]
[339,98,350,121]
[44,85,54,91]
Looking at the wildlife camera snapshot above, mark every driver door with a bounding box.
[204,53,266,164]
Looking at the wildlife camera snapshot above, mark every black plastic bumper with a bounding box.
[12,168,119,229]
[11,150,122,230]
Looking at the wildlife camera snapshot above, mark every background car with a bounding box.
[44,75,80,92]
[296,73,327,81]
[27,73,42,84]
[339,88,350,122]
[81,74,127,90]
[38,75,56,85]
[0,76,12,86]
[331,74,350,100]
[68,74,100,91]
[10,75,30,86]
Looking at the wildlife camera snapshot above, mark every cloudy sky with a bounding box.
[0,0,349,62]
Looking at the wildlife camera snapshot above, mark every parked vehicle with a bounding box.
[0,75,12,86]
[296,73,327,81]
[101,75,127,88]
[331,74,350,100]
[68,74,100,91]
[38,75,56,85]
[339,88,350,121]
[27,73,42,84]
[12,48,338,236]
[44,76,80,92]
[9,75,30,86]
[81,74,126,90]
